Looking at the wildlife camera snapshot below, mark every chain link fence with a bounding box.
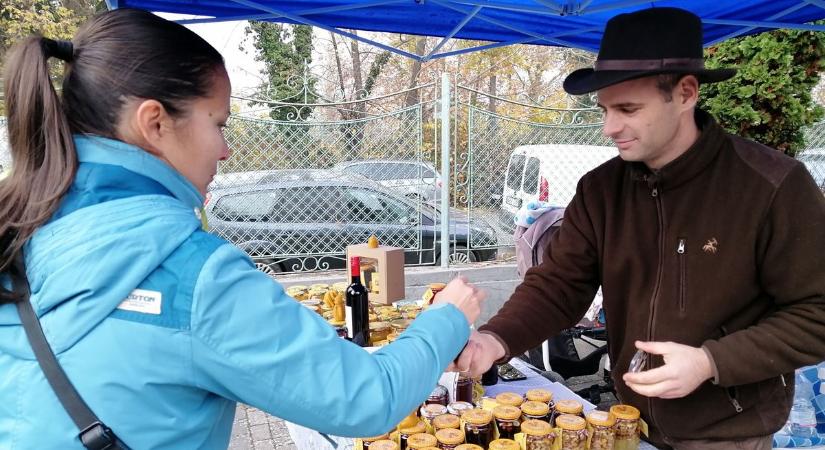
[0,117,10,174]
[799,120,825,192]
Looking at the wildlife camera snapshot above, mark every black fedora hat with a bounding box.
[563,7,736,95]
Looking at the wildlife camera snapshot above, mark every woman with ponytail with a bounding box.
[0,8,484,449]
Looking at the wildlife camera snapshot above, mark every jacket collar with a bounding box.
[630,109,727,190]
[73,135,204,209]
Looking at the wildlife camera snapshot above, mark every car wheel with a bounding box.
[435,246,478,265]
[255,261,283,277]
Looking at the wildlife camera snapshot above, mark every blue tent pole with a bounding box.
[440,72,451,268]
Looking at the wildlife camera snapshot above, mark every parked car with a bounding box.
[204,169,496,272]
[798,148,825,193]
[502,144,618,215]
[333,159,442,202]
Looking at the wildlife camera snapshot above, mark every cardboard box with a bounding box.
[346,243,405,305]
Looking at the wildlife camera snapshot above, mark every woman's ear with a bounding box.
[132,99,174,158]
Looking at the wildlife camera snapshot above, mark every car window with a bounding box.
[271,187,340,223]
[212,190,279,222]
[342,188,415,223]
[506,154,526,190]
[345,162,434,181]
[523,157,540,195]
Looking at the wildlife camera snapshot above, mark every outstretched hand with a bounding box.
[623,341,713,399]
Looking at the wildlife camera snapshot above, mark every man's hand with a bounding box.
[623,341,713,399]
[447,330,506,377]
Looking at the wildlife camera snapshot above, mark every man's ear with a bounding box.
[677,75,699,111]
[133,99,173,157]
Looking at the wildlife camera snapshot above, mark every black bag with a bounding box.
[9,257,130,450]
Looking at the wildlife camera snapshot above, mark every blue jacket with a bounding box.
[0,136,470,449]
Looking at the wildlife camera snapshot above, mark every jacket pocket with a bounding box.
[676,238,687,314]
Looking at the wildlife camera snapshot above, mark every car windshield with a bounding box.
[345,162,435,181]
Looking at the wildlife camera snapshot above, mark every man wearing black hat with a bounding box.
[454,7,825,449]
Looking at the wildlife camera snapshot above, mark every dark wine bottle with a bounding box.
[345,256,370,347]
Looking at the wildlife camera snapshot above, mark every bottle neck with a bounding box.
[350,257,361,282]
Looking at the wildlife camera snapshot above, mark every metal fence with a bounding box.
[800,120,825,192]
[0,117,9,173]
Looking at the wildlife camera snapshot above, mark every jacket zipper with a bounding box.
[719,325,744,413]
[677,238,686,314]
[646,181,664,434]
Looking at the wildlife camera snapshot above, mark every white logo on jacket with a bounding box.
[117,289,162,315]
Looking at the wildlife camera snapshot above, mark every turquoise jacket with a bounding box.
[0,136,470,449]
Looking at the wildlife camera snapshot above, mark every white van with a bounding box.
[502,144,618,214]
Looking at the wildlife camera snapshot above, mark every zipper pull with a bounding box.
[651,187,658,197]
[731,398,743,413]
[677,239,685,254]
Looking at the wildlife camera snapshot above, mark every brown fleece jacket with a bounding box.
[480,110,825,443]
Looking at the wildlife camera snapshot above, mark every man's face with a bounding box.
[597,76,686,170]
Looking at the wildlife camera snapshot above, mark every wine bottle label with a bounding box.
[345,305,354,339]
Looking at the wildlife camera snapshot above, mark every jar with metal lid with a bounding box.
[492,405,521,439]
[461,409,494,448]
[495,392,524,407]
[421,404,449,423]
[369,321,392,345]
[454,445,483,450]
[360,433,390,448]
[398,421,427,450]
[556,414,588,450]
[585,410,615,450]
[426,384,449,406]
[551,399,584,424]
[488,438,520,450]
[418,448,440,450]
[369,440,399,450]
[408,433,438,449]
[610,404,640,450]
[525,388,554,409]
[521,419,556,450]
[521,400,551,422]
[434,427,465,449]
[432,413,460,430]
[447,401,474,416]
[455,373,475,404]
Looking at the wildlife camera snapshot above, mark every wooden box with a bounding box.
[345,243,405,305]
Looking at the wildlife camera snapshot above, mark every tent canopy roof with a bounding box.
[108,0,825,60]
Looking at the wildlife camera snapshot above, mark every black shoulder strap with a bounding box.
[11,258,128,450]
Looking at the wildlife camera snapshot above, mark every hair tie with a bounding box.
[42,38,74,62]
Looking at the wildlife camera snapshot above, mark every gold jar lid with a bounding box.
[420,403,448,417]
[495,392,524,407]
[493,405,522,420]
[488,439,521,450]
[435,427,465,445]
[521,400,550,416]
[369,440,398,450]
[586,410,616,427]
[455,445,484,450]
[386,332,400,342]
[525,388,553,403]
[418,448,440,450]
[407,433,438,448]
[521,419,553,436]
[555,399,583,414]
[361,433,390,442]
[610,404,640,420]
[555,414,586,431]
[390,319,412,330]
[432,413,460,429]
[461,408,493,425]
[398,420,427,434]
[369,321,391,331]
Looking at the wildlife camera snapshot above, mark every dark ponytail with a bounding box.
[0,9,224,303]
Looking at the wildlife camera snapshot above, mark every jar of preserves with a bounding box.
[369,440,399,450]
[521,400,551,422]
[461,409,494,448]
[495,392,524,408]
[525,388,554,409]
[521,419,556,450]
[432,413,460,430]
[407,433,438,449]
[421,404,449,423]
[434,427,465,449]
[488,438,520,450]
[492,405,521,440]
[447,401,474,416]
[551,399,584,424]
[369,321,392,345]
[585,410,615,450]
[398,421,427,450]
[360,433,390,448]
[426,384,449,406]
[556,414,588,450]
[610,404,641,450]
[455,373,475,404]
[454,445,483,450]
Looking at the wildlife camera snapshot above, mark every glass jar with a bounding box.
[369,440,399,450]
[521,419,556,450]
[369,321,392,345]
[361,433,390,448]
[432,413,461,430]
[426,384,449,406]
[521,400,551,422]
[407,433,438,449]
[435,427,465,449]
[610,404,641,450]
[455,373,475,404]
[525,388,554,409]
[492,405,521,440]
[551,399,584,424]
[398,421,427,450]
[454,445,483,450]
[488,438,520,450]
[421,404,449,423]
[447,401,474,416]
[586,410,616,450]
[556,414,588,450]
[461,409,494,449]
[495,392,524,408]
